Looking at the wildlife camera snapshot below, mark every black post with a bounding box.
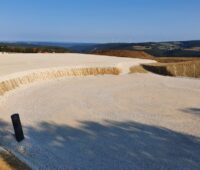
[11,113,24,142]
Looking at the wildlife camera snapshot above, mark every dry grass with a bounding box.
[0,67,121,96]
[93,50,154,59]
[92,50,200,64]
[141,60,200,78]
[94,50,200,77]
[129,65,148,73]
[155,57,200,63]
[0,149,30,170]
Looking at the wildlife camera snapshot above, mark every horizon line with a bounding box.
[1,39,200,44]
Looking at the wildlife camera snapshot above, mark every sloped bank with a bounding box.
[0,66,121,96]
[138,61,200,78]
[0,53,156,96]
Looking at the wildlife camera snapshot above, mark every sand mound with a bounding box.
[0,53,155,96]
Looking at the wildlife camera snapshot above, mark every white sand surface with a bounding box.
[0,73,200,170]
[0,53,154,77]
[0,53,155,96]
[0,53,200,169]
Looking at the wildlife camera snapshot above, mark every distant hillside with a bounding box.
[0,42,71,53]
[89,40,200,57]
[1,40,200,57]
[93,50,153,59]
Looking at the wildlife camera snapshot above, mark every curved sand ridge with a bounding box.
[0,53,155,96]
[0,66,120,96]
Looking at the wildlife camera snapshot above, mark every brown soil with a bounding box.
[155,57,200,63]
[0,149,30,170]
[92,50,154,59]
[92,49,200,63]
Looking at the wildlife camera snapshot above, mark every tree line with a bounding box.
[0,44,70,53]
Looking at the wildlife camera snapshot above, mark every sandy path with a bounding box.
[0,74,200,170]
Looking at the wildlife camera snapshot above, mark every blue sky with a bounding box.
[0,0,200,43]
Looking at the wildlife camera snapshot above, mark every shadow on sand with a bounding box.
[0,119,200,170]
[181,107,200,116]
